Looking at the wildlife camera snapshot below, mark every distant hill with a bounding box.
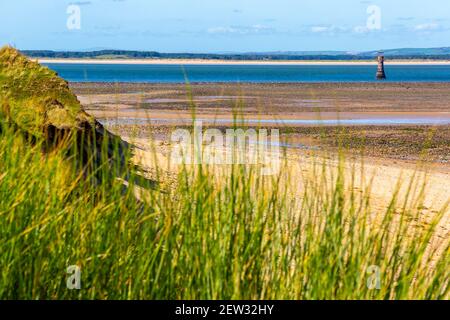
[20,47,450,61]
[361,47,450,57]
[244,48,450,57]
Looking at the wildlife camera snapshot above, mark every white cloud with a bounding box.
[207,27,235,34]
[311,26,329,33]
[414,23,439,31]
[353,26,370,34]
[207,25,274,35]
[310,25,349,35]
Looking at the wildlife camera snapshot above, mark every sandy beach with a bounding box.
[69,81,450,217]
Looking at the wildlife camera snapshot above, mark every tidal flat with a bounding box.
[70,81,450,215]
[71,82,450,166]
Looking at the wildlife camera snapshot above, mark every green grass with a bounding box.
[0,47,448,300]
[0,46,92,138]
[0,116,448,299]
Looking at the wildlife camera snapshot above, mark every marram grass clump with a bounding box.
[0,122,448,299]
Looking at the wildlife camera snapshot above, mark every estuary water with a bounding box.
[44,63,450,83]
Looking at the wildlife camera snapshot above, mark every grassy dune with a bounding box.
[0,47,448,299]
[0,47,92,138]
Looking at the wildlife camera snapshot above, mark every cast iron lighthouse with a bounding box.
[376,52,386,80]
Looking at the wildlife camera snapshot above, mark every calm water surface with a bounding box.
[44,63,450,83]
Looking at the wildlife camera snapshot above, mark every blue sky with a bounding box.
[1,0,449,52]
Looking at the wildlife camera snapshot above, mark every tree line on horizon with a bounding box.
[20,49,450,61]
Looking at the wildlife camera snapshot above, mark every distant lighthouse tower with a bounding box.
[376,52,386,80]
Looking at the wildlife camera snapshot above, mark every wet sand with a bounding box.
[72,82,450,114]
[71,82,450,166]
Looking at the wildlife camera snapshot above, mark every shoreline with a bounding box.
[37,58,450,65]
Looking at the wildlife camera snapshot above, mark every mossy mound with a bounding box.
[0,46,132,183]
[0,46,92,138]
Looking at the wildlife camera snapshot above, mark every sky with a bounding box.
[1,0,450,52]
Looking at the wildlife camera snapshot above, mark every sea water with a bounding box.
[44,63,450,83]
